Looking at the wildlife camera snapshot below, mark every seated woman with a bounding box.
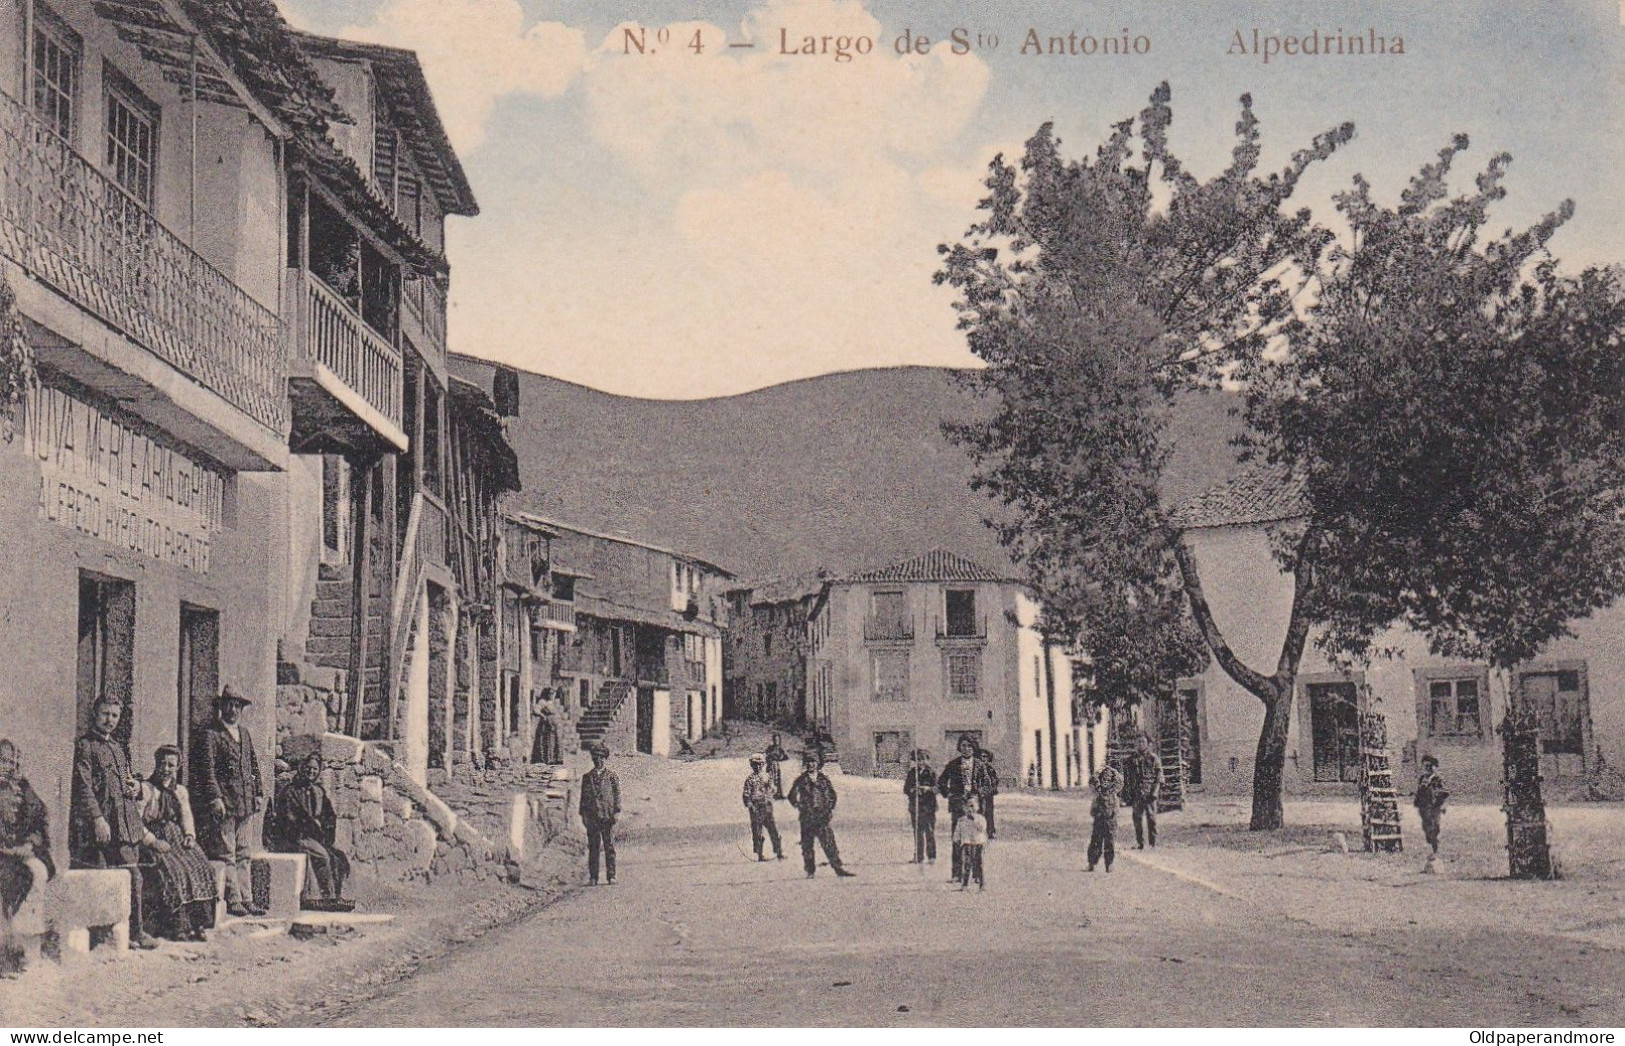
[271,755,352,912]
[139,746,218,941]
[1,738,54,974]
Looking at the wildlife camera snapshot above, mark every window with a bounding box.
[763,632,773,657]
[321,455,351,559]
[104,66,158,207]
[947,651,980,700]
[945,589,978,637]
[1519,668,1588,755]
[31,6,81,141]
[873,731,912,774]
[1428,677,1483,736]
[867,591,910,641]
[872,650,909,702]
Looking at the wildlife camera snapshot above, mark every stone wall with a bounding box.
[434,759,576,871]
[276,733,504,885]
[275,653,346,748]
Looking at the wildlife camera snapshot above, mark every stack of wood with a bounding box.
[1500,705,1554,879]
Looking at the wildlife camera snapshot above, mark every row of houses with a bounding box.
[723,479,1625,799]
[0,0,748,909]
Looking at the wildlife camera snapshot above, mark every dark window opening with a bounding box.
[77,572,136,745]
[177,605,220,777]
[945,589,977,637]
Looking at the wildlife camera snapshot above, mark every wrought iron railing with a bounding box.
[864,614,916,643]
[0,86,286,432]
[294,271,403,429]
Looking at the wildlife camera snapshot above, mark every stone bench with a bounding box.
[211,853,307,919]
[43,868,131,956]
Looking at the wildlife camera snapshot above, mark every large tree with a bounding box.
[1240,137,1625,688]
[939,86,1352,824]
[941,88,1625,831]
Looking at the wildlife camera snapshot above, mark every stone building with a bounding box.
[722,574,827,726]
[535,518,732,756]
[807,550,1077,783]
[1173,466,1625,800]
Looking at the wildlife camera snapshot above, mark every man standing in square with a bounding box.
[1122,732,1162,849]
[192,686,264,917]
[579,741,621,885]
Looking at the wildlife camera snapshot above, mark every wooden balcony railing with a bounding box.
[0,86,286,431]
[534,600,576,630]
[294,271,403,429]
[935,615,989,643]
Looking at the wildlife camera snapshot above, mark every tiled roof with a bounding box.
[730,573,830,606]
[1171,464,1307,530]
[844,550,1011,584]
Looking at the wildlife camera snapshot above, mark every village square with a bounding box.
[1,0,1624,1031]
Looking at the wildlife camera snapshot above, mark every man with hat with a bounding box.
[741,754,783,862]
[903,748,938,864]
[787,750,855,878]
[191,685,264,916]
[578,741,621,885]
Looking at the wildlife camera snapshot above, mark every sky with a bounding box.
[279,0,1625,399]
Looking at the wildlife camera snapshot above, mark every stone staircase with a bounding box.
[576,680,633,749]
[304,559,391,739]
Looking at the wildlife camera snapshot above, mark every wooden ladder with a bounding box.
[1359,710,1404,853]
[1157,727,1187,812]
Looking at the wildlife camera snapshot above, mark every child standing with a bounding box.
[1414,754,1449,856]
[953,795,988,891]
[1087,767,1120,873]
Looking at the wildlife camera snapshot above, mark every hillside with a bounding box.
[451,362,1244,581]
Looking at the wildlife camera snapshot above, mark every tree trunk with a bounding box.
[1249,682,1293,830]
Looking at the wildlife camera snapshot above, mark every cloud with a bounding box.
[335,0,587,154]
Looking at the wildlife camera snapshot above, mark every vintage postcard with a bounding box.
[0,0,1622,1032]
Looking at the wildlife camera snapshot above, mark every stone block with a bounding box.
[320,733,366,766]
[334,817,354,853]
[335,788,362,820]
[405,820,437,871]
[419,793,459,838]
[549,767,572,782]
[383,790,414,820]
[279,733,323,765]
[360,801,386,831]
[508,793,528,861]
[359,775,385,802]
[44,869,130,936]
[361,744,396,774]
[252,853,307,919]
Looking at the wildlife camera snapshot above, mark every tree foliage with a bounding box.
[937,85,1353,718]
[0,270,35,443]
[1241,137,1625,673]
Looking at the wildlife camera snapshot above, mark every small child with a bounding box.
[1414,754,1449,856]
[953,796,988,891]
[1087,767,1120,873]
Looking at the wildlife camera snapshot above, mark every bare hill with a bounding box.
[451,362,1243,581]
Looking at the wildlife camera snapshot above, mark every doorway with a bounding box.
[1307,681,1360,783]
[636,687,654,754]
[77,572,136,744]
[177,605,219,773]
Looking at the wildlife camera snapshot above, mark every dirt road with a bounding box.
[318,757,1625,1026]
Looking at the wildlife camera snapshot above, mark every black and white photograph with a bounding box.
[0,0,1623,1031]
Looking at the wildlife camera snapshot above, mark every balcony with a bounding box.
[863,614,915,644]
[935,615,989,645]
[286,269,407,456]
[402,275,447,375]
[636,660,671,688]
[533,599,576,633]
[0,87,286,469]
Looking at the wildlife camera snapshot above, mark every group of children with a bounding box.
[938,749,1451,891]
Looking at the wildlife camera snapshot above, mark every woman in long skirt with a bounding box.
[140,746,218,941]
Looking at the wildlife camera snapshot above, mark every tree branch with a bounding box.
[1175,539,1275,700]
[1277,528,1319,678]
